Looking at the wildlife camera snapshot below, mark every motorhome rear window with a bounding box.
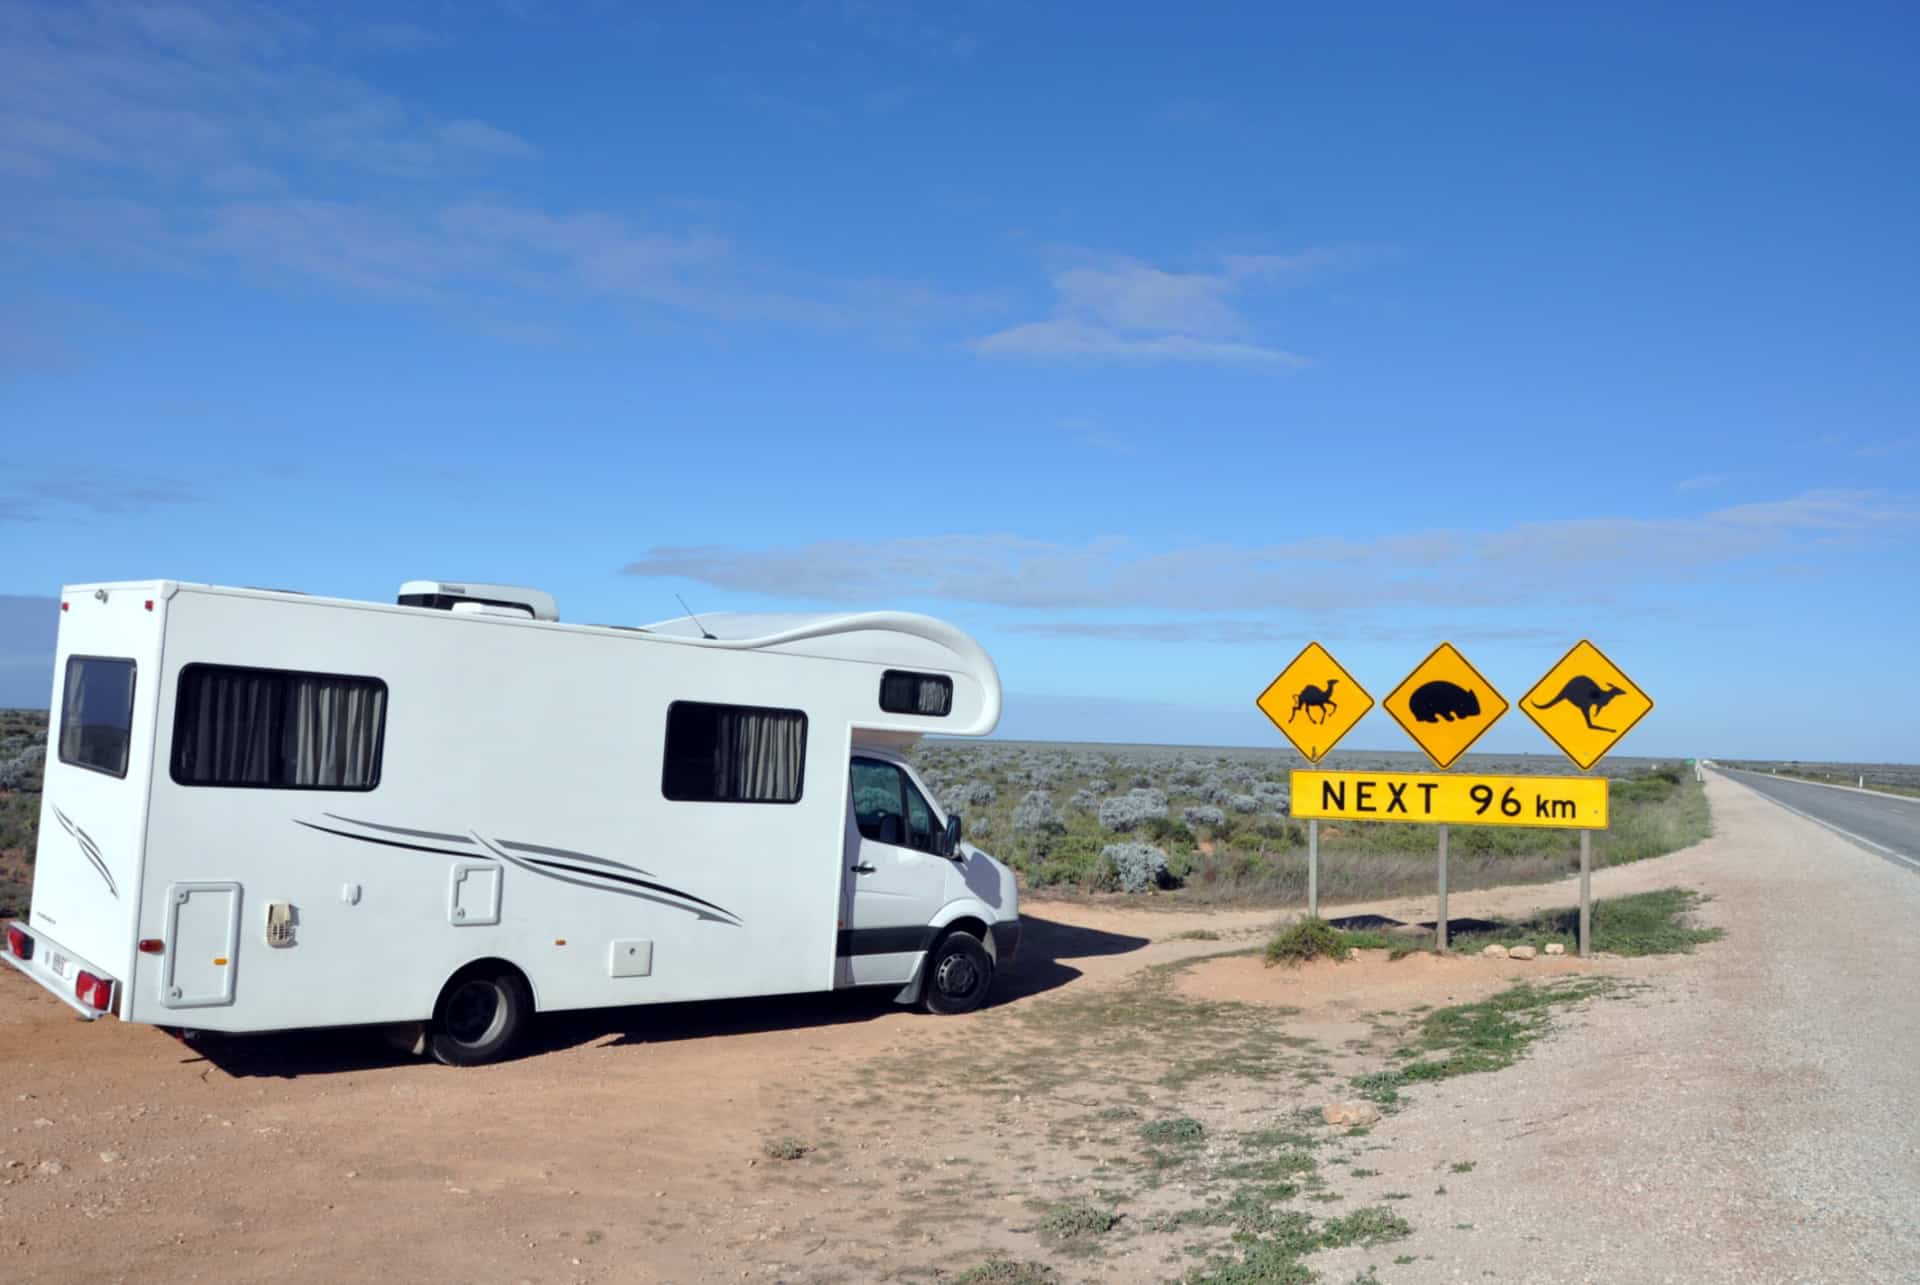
[171,664,387,791]
[662,701,807,803]
[879,670,953,717]
[58,656,137,778]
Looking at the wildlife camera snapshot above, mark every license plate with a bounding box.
[47,950,73,981]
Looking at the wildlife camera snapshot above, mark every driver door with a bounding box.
[841,757,950,986]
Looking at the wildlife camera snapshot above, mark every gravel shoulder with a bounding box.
[1309,769,1920,1284]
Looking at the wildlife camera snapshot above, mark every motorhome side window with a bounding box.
[662,701,807,803]
[879,670,952,717]
[171,664,387,790]
[58,656,137,778]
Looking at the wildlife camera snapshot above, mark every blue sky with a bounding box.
[2,1,1916,761]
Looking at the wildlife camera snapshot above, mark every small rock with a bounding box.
[30,1118,54,1128]
[35,1160,64,1176]
[1509,945,1537,960]
[98,1151,121,1164]
[1481,944,1508,959]
[1543,943,1566,956]
[1322,1100,1382,1127]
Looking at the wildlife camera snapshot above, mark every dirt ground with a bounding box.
[2,772,1913,1283]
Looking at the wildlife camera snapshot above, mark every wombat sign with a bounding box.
[1383,642,1510,768]
[1408,680,1481,723]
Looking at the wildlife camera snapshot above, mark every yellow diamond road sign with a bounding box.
[1383,641,1509,769]
[1256,642,1374,763]
[1521,639,1654,771]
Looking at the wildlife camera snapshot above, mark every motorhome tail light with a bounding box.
[138,939,165,955]
[6,924,31,960]
[75,970,114,1011]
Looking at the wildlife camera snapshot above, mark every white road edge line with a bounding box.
[1718,771,1920,875]
[1722,770,1916,804]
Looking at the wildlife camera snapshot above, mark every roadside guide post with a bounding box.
[1257,643,1374,921]
[1520,640,1655,960]
[1382,644,1509,952]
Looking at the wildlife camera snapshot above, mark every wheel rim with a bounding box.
[445,979,507,1047]
[935,952,980,1000]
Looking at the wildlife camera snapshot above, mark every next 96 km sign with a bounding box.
[1290,770,1609,830]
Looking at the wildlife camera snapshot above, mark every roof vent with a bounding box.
[397,580,558,622]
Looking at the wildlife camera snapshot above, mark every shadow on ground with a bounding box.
[1333,912,1510,936]
[178,914,1149,1079]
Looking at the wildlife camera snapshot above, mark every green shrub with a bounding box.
[1264,918,1348,966]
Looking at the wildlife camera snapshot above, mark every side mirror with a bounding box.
[942,814,963,858]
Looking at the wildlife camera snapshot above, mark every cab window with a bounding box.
[851,757,941,853]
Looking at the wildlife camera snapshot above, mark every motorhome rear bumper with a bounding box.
[1,921,114,1020]
[991,918,1021,964]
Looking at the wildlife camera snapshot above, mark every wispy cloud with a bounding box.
[1059,414,1134,455]
[0,2,994,345]
[1853,436,1914,459]
[1008,619,1569,645]
[349,22,445,53]
[621,489,1917,620]
[1675,473,1727,492]
[972,249,1348,369]
[0,478,200,524]
[438,118,537,158]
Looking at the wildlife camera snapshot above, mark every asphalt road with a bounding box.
[1717,766,1920,872]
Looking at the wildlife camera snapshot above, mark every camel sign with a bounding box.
[1521,639,1654,771]
[1382,641,1510,769]
[1256,641,1374,763]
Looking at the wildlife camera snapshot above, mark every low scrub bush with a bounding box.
[1098,788,1168,832]
[1105,842,1177,893]
[1264,918,1349,966]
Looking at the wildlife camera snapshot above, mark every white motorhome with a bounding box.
[4,580,1019,1064]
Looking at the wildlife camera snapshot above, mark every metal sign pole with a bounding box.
[1578,827,1592,959]
[1308,818,1319,920]
[1436,823,1449,952]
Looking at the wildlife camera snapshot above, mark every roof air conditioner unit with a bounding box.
[397,580,558,622]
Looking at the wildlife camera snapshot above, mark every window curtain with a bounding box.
[288,677,385,787]
[914,680,949,715]
[714,708,804,801]
[175,668,383,787]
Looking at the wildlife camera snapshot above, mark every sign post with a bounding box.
[1520,640,1654,959]
[1579,829,1592,958]
[1257,642,1374,920]
[1382,643,1509,951]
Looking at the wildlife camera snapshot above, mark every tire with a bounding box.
[429,966,531,1066]
[922,930,994,1015]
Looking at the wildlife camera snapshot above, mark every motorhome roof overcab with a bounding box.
[4,580,1018,1065]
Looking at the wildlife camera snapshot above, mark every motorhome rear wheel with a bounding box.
[429,965,531,1066]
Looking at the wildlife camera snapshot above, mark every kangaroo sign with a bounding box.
[1383,642,1509,769]
[1521,639,1654,771]
[1256,641,1374,763]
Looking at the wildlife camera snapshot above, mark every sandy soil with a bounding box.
[1,772,1912,1283]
